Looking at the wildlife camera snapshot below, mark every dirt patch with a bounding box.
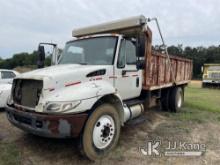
[189,80,202,88]
[1,109,220,165]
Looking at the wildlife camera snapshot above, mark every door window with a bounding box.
[126,41,136,65]
[117,40,126,68]
[117,39,136,68]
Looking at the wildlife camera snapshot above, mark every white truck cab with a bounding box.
[6,15,192,161]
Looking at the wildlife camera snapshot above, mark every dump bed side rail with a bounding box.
[143,51,193,90]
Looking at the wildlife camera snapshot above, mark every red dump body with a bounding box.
[143,51,193,90]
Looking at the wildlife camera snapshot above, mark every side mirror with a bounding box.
[136,32,146,70]
[37,45,45,68]
[136,32,146,57]
[136,59,145,70]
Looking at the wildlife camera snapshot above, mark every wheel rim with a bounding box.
[177,92,182,108]
[92,115,115,149]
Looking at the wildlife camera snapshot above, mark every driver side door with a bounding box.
[114,39,142,100]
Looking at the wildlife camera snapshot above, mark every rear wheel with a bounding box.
[161,89,170,111]
[80,103,120,161]
[169,87,184,112]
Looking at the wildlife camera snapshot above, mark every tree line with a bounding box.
[0,45,220,78]
[0,51,51,70]
[167,45,220,78]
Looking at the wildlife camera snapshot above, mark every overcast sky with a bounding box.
[0,0,220,59]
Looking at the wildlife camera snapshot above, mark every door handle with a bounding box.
[136,77,139,87]
[122,70,127,76]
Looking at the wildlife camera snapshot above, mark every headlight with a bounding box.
[46,103,61,111]
[45,101,81,112]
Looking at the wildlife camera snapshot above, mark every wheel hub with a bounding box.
[93,115,115,149]
[102,125,111,138]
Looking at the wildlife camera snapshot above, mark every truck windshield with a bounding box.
[59,36,117,65]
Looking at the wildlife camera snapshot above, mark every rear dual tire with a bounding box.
[161,87,184,112]
[169,87,183,112]
[161,89,170,111]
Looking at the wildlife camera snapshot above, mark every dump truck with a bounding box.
[202,63,220,87]
[6,15,192,160]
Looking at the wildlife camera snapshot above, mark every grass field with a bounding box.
[185,81,220,113]
[1,81,220,165]
[169,81,220,124]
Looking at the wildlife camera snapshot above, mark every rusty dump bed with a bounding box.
[143,51,193,90]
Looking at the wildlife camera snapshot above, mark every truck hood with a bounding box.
[18,64,106,78]
[16,64,110,90]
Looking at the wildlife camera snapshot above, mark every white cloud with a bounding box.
[0,0,220,58]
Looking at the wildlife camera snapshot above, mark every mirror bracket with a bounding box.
[37,45,45,68]
[37,43,58,68]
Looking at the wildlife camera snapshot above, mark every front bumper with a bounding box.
[6,105,88,138]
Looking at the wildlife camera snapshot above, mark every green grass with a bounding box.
[163,81,220,124]
[168,107,220,124]
[0,143,21,165]
[184,82,220,113]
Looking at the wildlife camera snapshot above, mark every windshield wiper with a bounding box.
[78,62,87,65]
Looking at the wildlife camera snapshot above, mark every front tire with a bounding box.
[81,103,121,161]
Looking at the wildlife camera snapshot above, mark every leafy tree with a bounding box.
[1,45,220,79]
[167,45,220,78]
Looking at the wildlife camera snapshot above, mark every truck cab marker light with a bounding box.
[65,81,81,87]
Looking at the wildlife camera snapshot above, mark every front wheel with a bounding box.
[80,103,121,161]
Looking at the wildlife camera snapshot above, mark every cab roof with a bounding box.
[72,15,147,38]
